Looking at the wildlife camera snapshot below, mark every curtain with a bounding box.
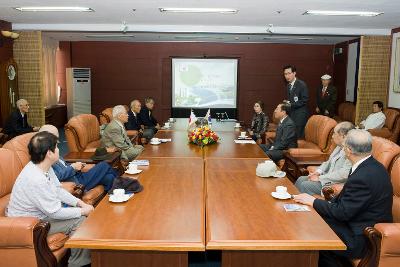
[42,35,59,107]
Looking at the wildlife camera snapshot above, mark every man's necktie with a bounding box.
[322,87,326,97]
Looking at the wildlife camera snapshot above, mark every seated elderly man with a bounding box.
[40,125,117,192]
[102,105,144,160]
[294,129,393,266]
[359,100,386,130]
[295,121,354,195]
[125,99,143,131]
[4,98,39,139]
[7,131,93,267]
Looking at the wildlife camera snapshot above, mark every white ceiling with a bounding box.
[1,0,399,44]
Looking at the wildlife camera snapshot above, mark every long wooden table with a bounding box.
[205,158,345,267]
[66,158,205,267]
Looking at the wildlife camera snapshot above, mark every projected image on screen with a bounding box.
[172,58,238,108]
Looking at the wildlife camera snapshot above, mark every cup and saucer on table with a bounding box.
[125,163,142,175]
[237,131,250,139]
[234,122,241,128]
[271,186,292,200]
[109,188,133,203]
[150,137,161,145]
[256,160,286,178]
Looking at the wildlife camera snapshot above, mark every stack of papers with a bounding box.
[283,204,310,212]
[160,138,172,142]
[130,160,149,166]
[234,140,256,144]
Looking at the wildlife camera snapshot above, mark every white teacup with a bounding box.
[169,118,174,122]
[128,163,138,172]
[151,138,159,143]
[276,186,287,194]
[164,122,170,128]
[235,122,240,128]
[240,131,246,137]
[113,189,125,199]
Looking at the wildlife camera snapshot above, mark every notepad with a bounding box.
[159,138,172,142]
[234,140,256,144]
[130,160,149,166]
[283,204,310,212]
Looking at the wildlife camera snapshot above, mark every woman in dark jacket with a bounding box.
[249,100,269,143]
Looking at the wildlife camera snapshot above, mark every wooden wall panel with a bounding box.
[0,20,13,127]
[56,41,71,104]
[69,42,334,124]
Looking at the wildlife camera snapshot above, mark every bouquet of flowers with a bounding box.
[189,126,219,147]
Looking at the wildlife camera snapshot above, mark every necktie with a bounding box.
[288,83,293,92]
[322,87,326,97]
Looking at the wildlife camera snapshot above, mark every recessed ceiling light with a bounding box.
[14,7,94,12]
[86,34,134,38]
[263,36,313,41]
[174,35,224,40]
[159,8,238,14]
[303,10,383,16]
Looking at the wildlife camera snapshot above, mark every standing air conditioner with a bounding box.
[66,68,91,118]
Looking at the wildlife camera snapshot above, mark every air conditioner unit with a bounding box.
[66,68,91,118]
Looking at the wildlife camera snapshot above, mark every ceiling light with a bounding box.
[303,10,383,17]
[14,7,94,12]
[263,37,313,41]
[174,36,224,40]
[86,34,135,38]
[159,8,238,14]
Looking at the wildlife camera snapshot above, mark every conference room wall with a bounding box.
[66,41,334,124]
[0,19,13,127]
[56,41,71,105]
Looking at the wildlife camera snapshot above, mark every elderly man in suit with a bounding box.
[139,97,160,139]
[260,102,297,162]
[4,98,39,139]
[102,105,144,161]
[294,129,393,267]
[125,99,143,131]
[295,121,354,195]
[316,74,337,117]
[283,65,309,138]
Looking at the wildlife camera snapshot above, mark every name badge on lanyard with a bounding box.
[294,96,299,102]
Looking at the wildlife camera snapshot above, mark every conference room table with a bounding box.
[65,118,345,267]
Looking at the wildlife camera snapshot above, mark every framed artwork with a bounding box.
[393,36,400,93]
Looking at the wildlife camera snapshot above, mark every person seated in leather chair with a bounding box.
[139,97,160,139]
[125,99,144,132]
[40,124,118,192]
[7,131,93,267]
[260,102,297,162]
[102,105,144,161]
[295,121,354,195]
[294,129,393,267]
[3,99,39,139]
[249,100,269,143]
[359,101,386,130]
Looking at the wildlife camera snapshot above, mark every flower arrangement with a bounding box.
[189,126,219,147]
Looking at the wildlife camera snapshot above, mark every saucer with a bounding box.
[273,171,286,178]
[238,135,248,139]
[234,126,241,128]
[271,192,291,200]
[150,141,161,145]
[109,194,133,203]
[125,169,142,175]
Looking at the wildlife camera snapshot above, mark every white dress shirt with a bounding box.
[350,155,371,175]
[361,111,386,130]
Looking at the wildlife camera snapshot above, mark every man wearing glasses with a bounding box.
[4,98,39,139]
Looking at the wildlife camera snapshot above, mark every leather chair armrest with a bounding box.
[0,217,41,247]
[368,128,392,139]
[374,223,400,255]
[127,130,139,137]
[287,148,325,156]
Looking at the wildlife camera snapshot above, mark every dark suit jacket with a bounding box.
[139,106,158,128]
[272,116,298,150]
[3,110,33,138]
[287,78,309,126]
[316,84,337,116]
[125,110,142,131]
[313,156,393,258]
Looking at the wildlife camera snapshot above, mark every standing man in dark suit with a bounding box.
[260,102,297,162]
[316,74,337,117]
[283,65,309,138]
[294,129,393,267]
[139,97,160,139]
[4,98,39,139]
[125,99,143,131]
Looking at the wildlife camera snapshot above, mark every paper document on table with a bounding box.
[234,140,256,144]
[283,204,310,212]
[160,138,172,142]
[130,160,149,166]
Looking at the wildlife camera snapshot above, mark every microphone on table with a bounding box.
[224,112,229,121]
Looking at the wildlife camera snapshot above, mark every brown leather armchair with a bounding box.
[99,107,113,126]
[0,148,69,267]
[3,132,104,206]
[65,114,101,152]
[333,102,356,123]
[369,108,400,144]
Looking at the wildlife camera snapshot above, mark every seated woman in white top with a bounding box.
[359,101,386,130]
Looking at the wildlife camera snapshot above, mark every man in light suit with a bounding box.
[283,65,309,138]
[316,74,337,117]
[260,102,297,162]
[102,105,144,161]
[295,121,354,195]
[294,129,393,266]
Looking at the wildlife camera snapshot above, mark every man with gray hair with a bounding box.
[294,129,393,266]
[102,105,144,160]
[4,98,39,139]
[295,121,354,195]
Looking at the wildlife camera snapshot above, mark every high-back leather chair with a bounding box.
[65,114,101,152]
[99,107,113,126]
[3,133,105,206]
[334,102,356,123]
[371,136,400,170]
[0,148,69,267]
[369,108,400,144]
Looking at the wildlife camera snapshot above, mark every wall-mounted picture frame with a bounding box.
[393,36,400,93]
